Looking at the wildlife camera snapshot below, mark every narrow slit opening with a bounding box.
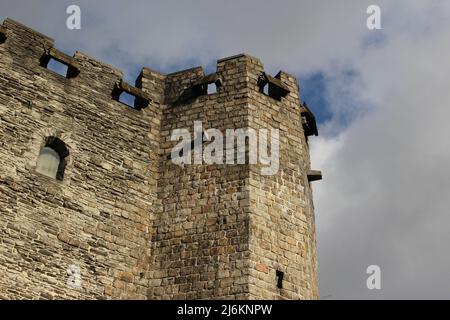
[276,270,284,289]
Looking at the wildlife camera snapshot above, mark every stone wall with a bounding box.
[0,18,159,299]
[0,18,319,300]
[245,62,319,299]
[153,56,253,299]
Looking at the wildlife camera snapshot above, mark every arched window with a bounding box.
[36,147,60,179]
[35,137,69,180]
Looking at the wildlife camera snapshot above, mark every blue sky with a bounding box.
[2,0,450,299]
[300,72,333,124]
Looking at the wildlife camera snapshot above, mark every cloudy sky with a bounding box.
[1,0,450,299]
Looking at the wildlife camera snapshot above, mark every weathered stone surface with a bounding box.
[0,18,320,300]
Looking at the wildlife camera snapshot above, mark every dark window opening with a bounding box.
[259,82,282,101]
[192,73,222,97]
[36,137,69,181]
[301,102,318,137]
[257,72,290,101]
[112,81,150,110]
[276,270,284,289]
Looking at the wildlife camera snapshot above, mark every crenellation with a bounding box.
[0,18,320,300]
[138,67,166,105]
[71,51,124,96]
[164,66,205,105]
[216,53,263,94]
[112,79,152,110]
[3,18,53,44]
[1,19,53,67]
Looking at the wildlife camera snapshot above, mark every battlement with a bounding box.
[0,18,305,111]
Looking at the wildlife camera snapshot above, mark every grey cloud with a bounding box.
[0,0,372,74]
[313,3,450,298]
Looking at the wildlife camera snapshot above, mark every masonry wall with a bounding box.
[245,62,319,299]
[151,54,319,299]
[0,19,160,299]
[0,18,319,300]
[152,56,253,299]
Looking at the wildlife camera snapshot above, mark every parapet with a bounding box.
[0,18,311,119]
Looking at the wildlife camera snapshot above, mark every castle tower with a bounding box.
[0,19,321,300]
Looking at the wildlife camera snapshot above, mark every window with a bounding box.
[112,80,151,110]
[206,82,217,94]
[276,270,284,289]
[36,137,69,180]
[45,58,69,77]
[39,48,80,79]
[117,91,137,108]
[192,73,222,97]
[36,147,60,179]
[257,72,290,101]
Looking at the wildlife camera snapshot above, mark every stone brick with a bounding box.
[255,263,270,274]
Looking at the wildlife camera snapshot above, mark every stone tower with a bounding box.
[0,18,321,300]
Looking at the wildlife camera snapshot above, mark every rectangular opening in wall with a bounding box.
[207,83,217,94]
[40,48,80,79]
[118,91,137,109]
[258,72,290,101]
[192,73,222,97]
[276,270,284,289]
[112,80,150,110]
[46,58,69,78]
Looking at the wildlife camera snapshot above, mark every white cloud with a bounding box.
[0,0,373,73]
[312,1,450,298]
